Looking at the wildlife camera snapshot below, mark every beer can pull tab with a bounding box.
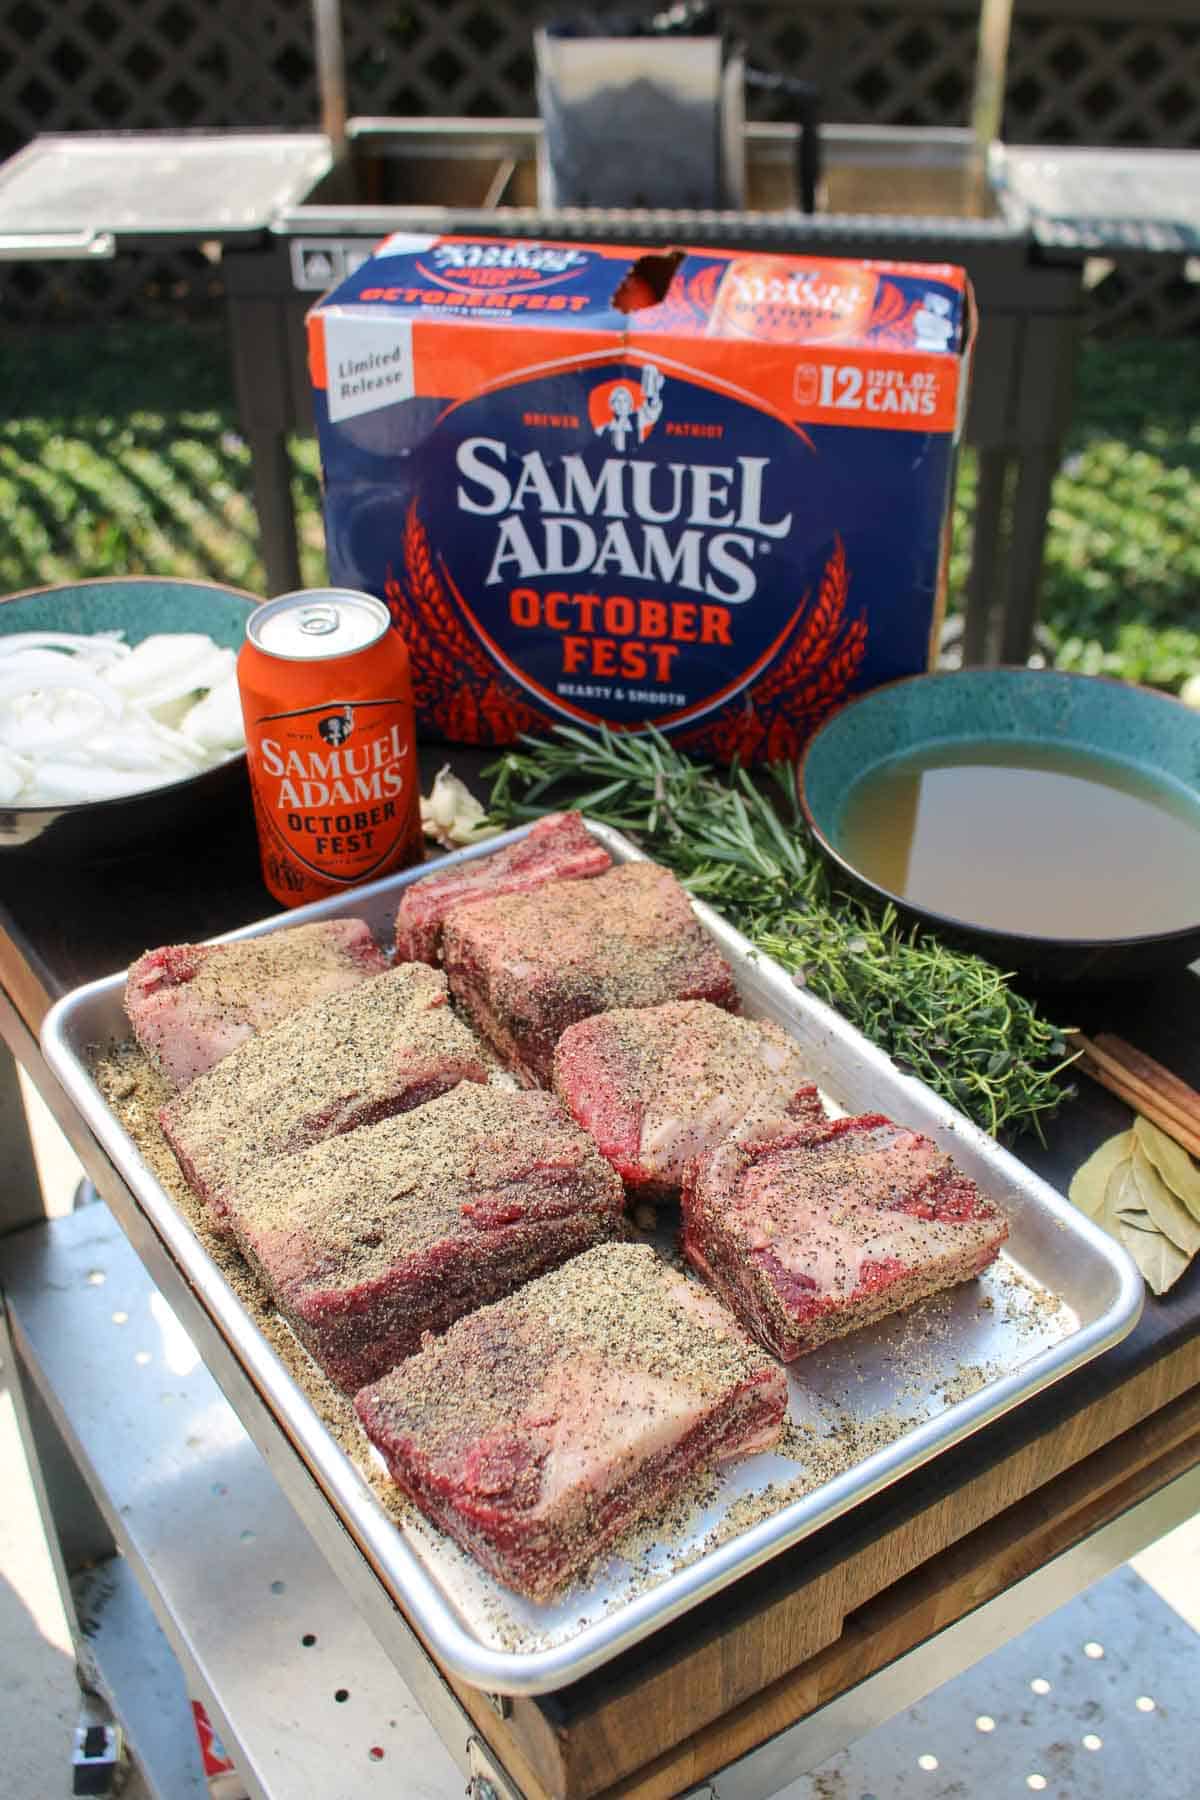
[299,605,341,637]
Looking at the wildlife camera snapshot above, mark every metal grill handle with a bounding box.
[0,229,115,261]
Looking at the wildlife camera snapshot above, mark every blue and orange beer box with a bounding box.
[308,237,973,762]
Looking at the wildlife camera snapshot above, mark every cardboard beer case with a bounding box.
[307,235,974,762]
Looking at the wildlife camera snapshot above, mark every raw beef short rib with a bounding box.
[442,862,740,1086]
[126,918,387,1087]
[222,1085,625,1392]
[354,1241,788,1600]
[682,1112,1009,1361]
[160,962,490,1228]
[395,811,610,964]
[554,1000,823,1196]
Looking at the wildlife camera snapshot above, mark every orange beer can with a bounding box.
[237,588,422,908]
[705,254,879,343]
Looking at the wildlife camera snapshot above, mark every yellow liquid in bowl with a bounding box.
[836,741,1200,940]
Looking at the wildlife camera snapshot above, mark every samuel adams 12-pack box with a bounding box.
[307,235,973,763]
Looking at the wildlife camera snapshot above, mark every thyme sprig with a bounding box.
[486,726,1074,1141]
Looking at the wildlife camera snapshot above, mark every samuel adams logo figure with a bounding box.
[589,365,665,449]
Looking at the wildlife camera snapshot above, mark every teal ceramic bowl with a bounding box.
[0,577,259,860]
[797,668,1200,986]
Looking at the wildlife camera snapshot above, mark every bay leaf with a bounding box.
[1117,1217,1190,1296]
[1069,1131,1134,1219]
[1102,1158,1141,1233]
[1133,1116,1200,1226]
[1129,1143,1200,1256]
[1068,1138,1194,1296]
[1112,1207,1158,1253]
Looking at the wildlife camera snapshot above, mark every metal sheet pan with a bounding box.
[40,821,1143,1695]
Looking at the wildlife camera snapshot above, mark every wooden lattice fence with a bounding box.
[1,0,1198,330]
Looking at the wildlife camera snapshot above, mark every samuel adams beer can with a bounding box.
[237,589,422,907]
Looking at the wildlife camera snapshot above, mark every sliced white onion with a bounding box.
[72,725,204,774]
[27,760,183,802]
[0,681,120,754]
[0,657,127,706]
[106,636,234,709]
[0,628,247,806]
[0,746,31,804]
[138,653,235,718]
[0,631,130,663]
[134,716,213,767]
[0,647,124,679]
[182,672,246,753]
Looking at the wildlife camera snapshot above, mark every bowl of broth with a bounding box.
[797,668,1200,985]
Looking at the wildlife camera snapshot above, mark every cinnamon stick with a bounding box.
[1074,1033,1200,1159]
[1093,1033,1200,1127]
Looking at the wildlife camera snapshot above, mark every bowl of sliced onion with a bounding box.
[0,576,259,858]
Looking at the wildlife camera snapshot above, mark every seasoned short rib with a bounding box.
[395,811,610,964]
[221,1085,625,1392]
[126,919,387,1087]
[354,1241,788,1600]
[442,862,739,1086]
[554,1000,823,1196]
[682,1112,1009,1361]
[160,963,490,1227]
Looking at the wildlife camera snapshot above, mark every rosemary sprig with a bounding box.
[488,725,808,901]
[486,727,1074,1141]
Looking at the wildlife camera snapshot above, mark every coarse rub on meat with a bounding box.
[553,1000,823,1197]
[681,1112,1009,1361]
[222,1084,626,1392]
[395,811,610,964]
[126,918,387,1087]
[442,862,740,1086]
[354,1241,788,1601]
[160,963,490,1228]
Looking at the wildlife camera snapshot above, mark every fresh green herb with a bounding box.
[753,904,1072,1141]
[486,726,1074,1141]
